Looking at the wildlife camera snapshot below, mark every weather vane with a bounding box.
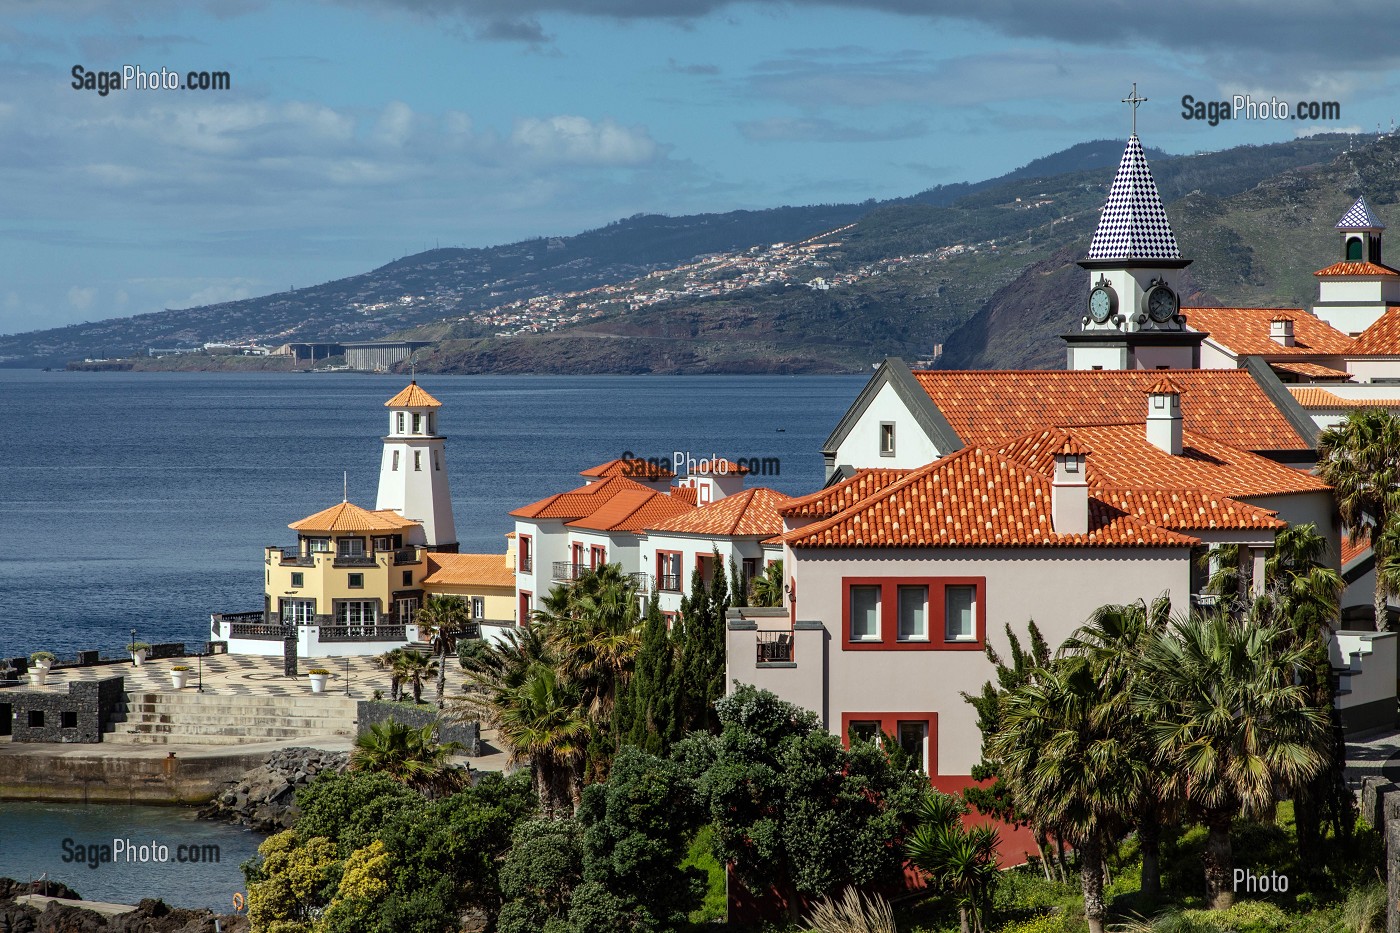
[1122,83,1148,137]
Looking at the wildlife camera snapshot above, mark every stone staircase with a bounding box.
[104,691,359,745]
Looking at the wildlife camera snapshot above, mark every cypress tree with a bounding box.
[677,550,730,735]
[614,598,678,755]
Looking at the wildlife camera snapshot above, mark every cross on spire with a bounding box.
[1122,82,1148,136]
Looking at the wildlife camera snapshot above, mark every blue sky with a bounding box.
[2,0,1397,336]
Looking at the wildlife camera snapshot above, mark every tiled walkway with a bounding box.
[42,653,400,698]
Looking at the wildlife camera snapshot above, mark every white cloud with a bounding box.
[67,286,97,311]
[510,115,658,165]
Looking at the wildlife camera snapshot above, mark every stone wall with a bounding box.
[1,676,124,743]
[1358,777,1400,933]
[357,700,480,755]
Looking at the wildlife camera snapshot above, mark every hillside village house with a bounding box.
[724,131,1398,856]
[214,382,518,656]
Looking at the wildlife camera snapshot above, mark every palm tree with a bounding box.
[750,560,784,608]
[394,651,438,705]
[990,657,1145,933]
[414,594,473,707]
[1058,597,1175,898]
[495,664,591,817]
[906,791,1000,933]
[350,720,466,796]
[1316,407,1400,630]
[534,563,642,721]
[375,648,406,702]
[1131,613,1331,909]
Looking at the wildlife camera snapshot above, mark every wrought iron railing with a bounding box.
[756,631,794,663]
[658,573,682,592]
[629,572,651,593]
[553,561,588,582]
[519,556,533,573]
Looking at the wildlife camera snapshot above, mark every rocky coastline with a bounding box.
[196,747,348,833]
[0,878,248,933]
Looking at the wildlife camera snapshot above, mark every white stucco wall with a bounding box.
[833,379,940,470]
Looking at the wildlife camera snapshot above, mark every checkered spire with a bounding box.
[1086,135,1181,261]
[1336,196,1386,230]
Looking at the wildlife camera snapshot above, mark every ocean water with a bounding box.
[0,370,865,659]
[0,800,263,910]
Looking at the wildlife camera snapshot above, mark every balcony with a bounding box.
[658,573,682,593]
[333,554,378,568]
[756,631,794,664]
[320,624,407,643]
[275,547,314,567]
[519,556,533,573]
[393,547,421,565]
[629,572,651,593]
[553,561,589,582]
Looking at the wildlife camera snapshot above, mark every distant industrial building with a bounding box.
[272,342,345,363]
[342,340,434,372]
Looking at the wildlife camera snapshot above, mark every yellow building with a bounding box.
[421,535,519,639]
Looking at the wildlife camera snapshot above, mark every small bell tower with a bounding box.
[376,381,458,552]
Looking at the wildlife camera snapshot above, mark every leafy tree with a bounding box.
[413,594,474,707]
[497,819,585,933]
[569,746,706,932]
[1316,407,1400,630]
[905,791,1000,933]
[245,831,339,933]
[678,684,926,922]
[1131,613,1331,909]
[750,559,784,608]
[294,770,428,855]
[350,720,466,796]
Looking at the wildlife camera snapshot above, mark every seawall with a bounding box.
[0,745,275,805]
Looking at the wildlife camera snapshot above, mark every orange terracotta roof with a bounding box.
[384,381,443,408]
[510,475,653,521]
[997,426,1330,498]
[1056,436,1092,456]
[671,485,698,506]
[289,501,419,533]
[1314,261,1400,277]
[1094,488,1283,531]
[778,468,914,519]
[647,487,792,537]
[1351,308,1400,355]
[1180,307,1355,356]
[1341,533,1369,567]
[1270,361,1352,380]
[782,447,1199,549]
[911,369,1311,452]
[422,553,515,588]
[689,458,752,476]
[1146,376,1184,395]
[580,458,676,481]
[1287,387,1399,409]
[565,487,694,533]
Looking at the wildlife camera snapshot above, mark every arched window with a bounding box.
[1347,237,1364,261]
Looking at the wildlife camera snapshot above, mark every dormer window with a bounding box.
[880,422,896,457]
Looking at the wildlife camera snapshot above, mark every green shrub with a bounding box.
[995,911,1079,933]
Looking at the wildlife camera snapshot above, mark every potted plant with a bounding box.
[29,651,56,686]
[307,668,331,694]
[127,642,151,666]
[170,665,190,689]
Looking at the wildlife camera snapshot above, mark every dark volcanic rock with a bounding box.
[0,879,248,933]
[197,747,348,832]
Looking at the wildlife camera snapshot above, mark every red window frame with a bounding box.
[840,577,986,651]
[657,550,683,592]
[590,544,606,569]
[518,590,532,626]
[840,711,939,776]
[518,535,532,573]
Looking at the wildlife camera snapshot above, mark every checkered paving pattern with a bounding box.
[1085,134,1181,261]
[39,654,402,698]
[1337,195,1386,230]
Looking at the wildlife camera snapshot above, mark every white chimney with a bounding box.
[1051,437,1090,536]
[1146,379,1183,456]
[1270,317,1295,347]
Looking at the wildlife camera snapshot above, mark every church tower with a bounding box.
[1064,93,1205,370]
[1311,196,1400,335]
[376,381,458,552]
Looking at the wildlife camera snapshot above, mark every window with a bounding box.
[657,551,682,592]
[335,601,377,626]
[471,596,485,619]
[414,451,422,471]
[339,537,365,556]
[290,572,304,588]
[395,596,419,624]
[28,710,43,728]
[281,599,315,625]
[880,422,896,457]
[519,590,533,625]
[402,571,413,586]
[842,578,984,650]
[1348,236,1363,261]
[699,483,711,504]
[848,720,880,744]
[348,573,364,589]
[61,711,78,729]
[412,413,422,433]
[434,450,440,471]
[590,544,606,569]
[373,536,394,552]
[396,412,405,433]
[898,721,928,772]
[308,538,331,553]
[391,451,400,471]
[897,585,927,641]
[519,535,533,573]
[849,585,880,641]
[428,413,436,434]
[742,557,761,580]
[945,585,976,642]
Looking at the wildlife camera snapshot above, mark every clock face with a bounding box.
[1088,286,1114,324]
[1147,285,1178,323]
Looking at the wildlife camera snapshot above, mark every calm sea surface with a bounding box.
[0,370,864,659]
[0,800,262,909]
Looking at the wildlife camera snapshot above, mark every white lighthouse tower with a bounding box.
[376,381,458,552]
